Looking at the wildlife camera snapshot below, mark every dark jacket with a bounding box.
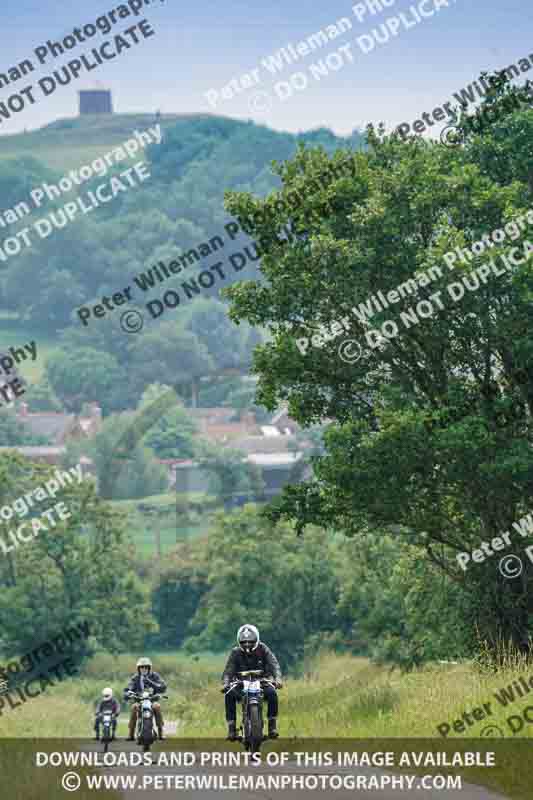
[222,643,282,685]
[125,670,167,696]
[95,698,120,716]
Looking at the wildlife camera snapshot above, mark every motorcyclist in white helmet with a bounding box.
[222,624,283,740]
[94,687,120,741]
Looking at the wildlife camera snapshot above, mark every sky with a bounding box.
[0,0,531,139]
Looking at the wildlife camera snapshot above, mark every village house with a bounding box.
[173,407,310,503]
[15,401,103,445]
[0,402,102,469]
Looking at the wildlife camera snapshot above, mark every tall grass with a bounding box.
[0,651,222,738]
[2,649,533,740]
[4,650,533,798]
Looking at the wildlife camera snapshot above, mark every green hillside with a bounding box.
[0,112,219,172]
[0,111,365,413]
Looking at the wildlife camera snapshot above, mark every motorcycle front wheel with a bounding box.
[142,718,153,752]
[248,705,263,753]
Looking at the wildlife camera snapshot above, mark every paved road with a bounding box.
[79,742,509,800]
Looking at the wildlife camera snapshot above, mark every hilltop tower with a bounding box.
[79,89,113,115]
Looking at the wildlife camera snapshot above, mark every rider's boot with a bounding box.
[226,720,237,741]
[158,728,165,740]
[268,718,279,738]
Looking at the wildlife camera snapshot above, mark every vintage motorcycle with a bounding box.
[126,689,168,752]
[100,710,115,753]
[224,669,276,754]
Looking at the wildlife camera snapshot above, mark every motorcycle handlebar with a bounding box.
[223,678,279,694]
[237,670,264,677]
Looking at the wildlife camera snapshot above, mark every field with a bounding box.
[0,323,57,383]
[2,651,533,796]
[110,492,212,557]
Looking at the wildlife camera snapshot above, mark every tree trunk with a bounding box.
[190,379,198,408]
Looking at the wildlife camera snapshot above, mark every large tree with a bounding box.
[0,452,156,655]
[128,321,213,406]
[45,346,127,413]
[225,80,533,655]
[67,412,168,501]
[139,383,198,459]
[183,506,339,668]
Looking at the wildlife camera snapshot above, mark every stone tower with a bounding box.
[79,89,113,115]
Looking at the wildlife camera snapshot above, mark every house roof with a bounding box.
[17,412,77,443]
[270,407,290,425]
[260,426,282,437]
[0,446,66,456]
[245,452,302,467]
[188,408,236,422]
[270,407,300,433]
[173,453,302,470]
[229,435,294,454]
[200,422,259,441]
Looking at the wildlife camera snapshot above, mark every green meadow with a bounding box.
[0,323,57,383]
[2,651,533,797]
[110,493,209,557]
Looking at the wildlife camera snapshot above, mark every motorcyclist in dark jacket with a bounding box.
[222,624,282,740]
[124,657,167,740]
[94,688,120,740]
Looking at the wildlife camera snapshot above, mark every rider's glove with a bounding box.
[275,680,283,689]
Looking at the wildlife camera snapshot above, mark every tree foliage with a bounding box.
[182,507,340,669]
[224,78,533,653]
[0,452,156,656]
[139,384,198,459]
[0,117,363,413]
[67,412,168,500]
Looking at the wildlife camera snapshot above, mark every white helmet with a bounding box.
[102,687,113,700]
[237,624,259,653]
